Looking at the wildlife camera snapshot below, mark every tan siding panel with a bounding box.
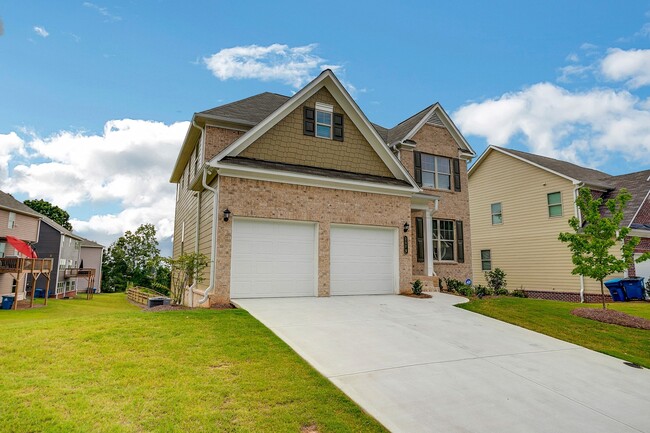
[241,88,394,178]
[0,211,40,242]
[469,150,622,293]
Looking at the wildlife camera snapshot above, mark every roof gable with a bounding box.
[387,104,476,156]
[212,70,418,189]
[238,87,394,178]
[0,191,42,218]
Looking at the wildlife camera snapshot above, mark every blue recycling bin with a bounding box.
[1,295,15,310]
[35,288,44,298]
[621,277,646,300]
[604,279,627,302]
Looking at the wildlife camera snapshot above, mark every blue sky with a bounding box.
[1,1,649,252]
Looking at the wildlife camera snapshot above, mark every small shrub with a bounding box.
[511,289,528,298]
[444,278,465,293]
[456,285,474,297]
[474,284,492,298]
[485,268,507,294]
[411,279,423,296]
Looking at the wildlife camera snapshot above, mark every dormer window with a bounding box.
[304,102,344,141]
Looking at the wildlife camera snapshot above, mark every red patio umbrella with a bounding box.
[5,236,38,258]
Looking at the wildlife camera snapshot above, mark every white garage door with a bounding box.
[330,224,397,295]
[635,253,650,283]
[231,218,316,298]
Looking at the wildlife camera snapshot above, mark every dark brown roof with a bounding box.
[0,191,41,217]
[220,157,412,188]
[198,93,434,146]
[385,105,433,145]
[600,169,650,227]
[199,92,289,125]
[496,147,613,189]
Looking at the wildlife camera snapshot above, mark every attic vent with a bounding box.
[426,112,444,127]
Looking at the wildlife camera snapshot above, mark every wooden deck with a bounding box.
[0,257,53,309]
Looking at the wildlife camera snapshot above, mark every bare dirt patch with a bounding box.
[571,308,650,330]
[145,304,190,312]
[400,293,433,299]
[300,423,320,433]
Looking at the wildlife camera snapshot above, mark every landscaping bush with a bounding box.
[444,278,465,293]
[485,268,507,295]
[511,289,528,298]
[474,284,492,298]
[411,279,423,296]
[456,285,474,297]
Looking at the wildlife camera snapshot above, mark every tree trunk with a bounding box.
[599,279,606,310]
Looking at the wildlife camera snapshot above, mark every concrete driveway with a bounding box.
[235,294,650,433]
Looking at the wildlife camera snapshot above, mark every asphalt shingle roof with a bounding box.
[496,147,613,190]
[600,169,650,227]
[0,190,42,217]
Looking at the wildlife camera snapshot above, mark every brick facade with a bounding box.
[204,126,245,161]
[402,124,473,284]
[210,176,412,305]
[627,236,650,277]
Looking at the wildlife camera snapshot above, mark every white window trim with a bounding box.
[315,110,333,139]
[491,202,503,225]
[0,242,5,257]
[432,218,456,262]
[421,154,452,191]
[547,192,563,218]
[8,212,16,229]
[481,249,492,271]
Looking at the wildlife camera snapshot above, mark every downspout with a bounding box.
[573,182,585,302]
[199,166,218,305]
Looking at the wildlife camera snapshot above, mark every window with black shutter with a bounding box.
[416,217,424,262]
[303,106,315,136]
[453,158,461,192]
[333,113,344,141]
[456,220,464,263]
[414,152,422,186]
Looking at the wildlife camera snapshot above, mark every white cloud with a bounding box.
[454,83,650,167]
[33,26,49,37]
[601,48,650,88]
[83,2,121,22]
[203,43,332,88]
[2,119,188,247]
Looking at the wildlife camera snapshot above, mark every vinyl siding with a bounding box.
[197,186,215,290]
[172,163,199,260]
[469,150,622,293]
[0,210,40,242]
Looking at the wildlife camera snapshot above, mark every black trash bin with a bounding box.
[147,297,171,308]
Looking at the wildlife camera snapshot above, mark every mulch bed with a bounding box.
[571,308,650,330]
[145,303,237,312]
[400,293,433,299]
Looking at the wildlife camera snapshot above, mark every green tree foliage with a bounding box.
[485,268,508,295]
[559,187,650,309]
[102,224,170,292]
[167,252,210,305]
[24,199,73,230]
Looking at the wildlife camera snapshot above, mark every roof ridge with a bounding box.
[198,92,289,115]
[388,103,435,130]
[496,146,612,178]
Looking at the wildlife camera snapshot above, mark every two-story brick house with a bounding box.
[170,70,475,306]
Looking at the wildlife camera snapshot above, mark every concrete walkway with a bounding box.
[235,294,650,433]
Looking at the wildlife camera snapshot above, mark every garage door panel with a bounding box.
[330,225,396,296]
[231,218,316,298]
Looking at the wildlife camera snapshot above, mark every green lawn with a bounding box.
[457,297,650,368]
[0,294,386,433]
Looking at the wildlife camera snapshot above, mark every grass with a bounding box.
[457,297,650,368]
[0,294,387,433]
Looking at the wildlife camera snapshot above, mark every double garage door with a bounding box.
[231,218,397,298]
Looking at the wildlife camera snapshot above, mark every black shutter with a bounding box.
[414,152,422,186]
[303,107,315,136]
[453,158,461,192]
[416,217,424,262]
[333,113,344,141]
[456,220,464,263]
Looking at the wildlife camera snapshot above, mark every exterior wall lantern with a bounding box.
[223,208,231,222]
[403,222,410,232]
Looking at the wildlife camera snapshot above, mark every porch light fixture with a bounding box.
[403,222,410,232]
[223,208,231,222]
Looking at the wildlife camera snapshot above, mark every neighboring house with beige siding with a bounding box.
[0,191,43,300]
[170,69,475,307]
[468,146,650,302]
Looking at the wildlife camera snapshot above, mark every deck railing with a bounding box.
[63,268,94,278]
[0,257,54,273]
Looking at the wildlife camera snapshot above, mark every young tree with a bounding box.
[559,187,650,309]
[24,199,73,230]
[167,253,209,305]
[102,224,167,292]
